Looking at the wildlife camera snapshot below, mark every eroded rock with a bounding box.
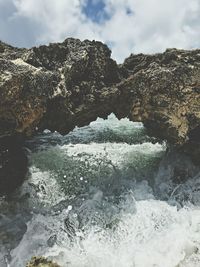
[2,39,200,149]
[1,39,200,194]
[118,49,200,147]
[0,38,120,137]
[111,48,200,166]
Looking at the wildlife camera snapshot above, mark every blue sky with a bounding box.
[0,0,200,62]
[82,0,109,23]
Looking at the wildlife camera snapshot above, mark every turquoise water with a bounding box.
[1,114,200,267]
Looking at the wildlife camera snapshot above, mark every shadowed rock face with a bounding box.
[1,38,200,193]
[116,49,200,162]
[0,135,28,194]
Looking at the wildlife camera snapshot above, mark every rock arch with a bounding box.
[1,39,200,193]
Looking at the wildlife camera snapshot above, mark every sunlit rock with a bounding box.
[26,256,60,267]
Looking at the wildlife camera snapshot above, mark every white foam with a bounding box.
[3,114,200,267]
[61,142,165,165]
[9,199,200,267]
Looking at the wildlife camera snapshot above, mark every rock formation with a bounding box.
[1,38,200,193]
[118,49,200,146]
[0,38,120,194]
[0,39,120,137]
[117,49,200,163]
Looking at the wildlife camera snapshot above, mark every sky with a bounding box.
[0,0,200,62]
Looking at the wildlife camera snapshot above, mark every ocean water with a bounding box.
[1,114,200,267]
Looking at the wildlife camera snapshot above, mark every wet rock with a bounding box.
[47,234,57,247]
[0,135,28,194]
[26,256,61,267]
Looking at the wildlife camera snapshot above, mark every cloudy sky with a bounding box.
[0,0,200,62]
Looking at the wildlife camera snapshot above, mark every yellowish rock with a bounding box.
[26,256,61,267]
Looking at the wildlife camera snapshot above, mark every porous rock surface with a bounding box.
[1,38,200,193]
[0,38,120,194]
[0,38,120,136]
[117,49,200,162]
[26,256,61,267]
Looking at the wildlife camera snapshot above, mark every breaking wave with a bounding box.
[1,114,200,267]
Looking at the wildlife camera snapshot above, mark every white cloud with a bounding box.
[12,0,100,43]
[1,0,200,62]
[101,0,200,61]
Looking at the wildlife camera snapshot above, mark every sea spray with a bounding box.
[1,114,200,267]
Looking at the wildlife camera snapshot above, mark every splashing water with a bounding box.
[1,114,200,267]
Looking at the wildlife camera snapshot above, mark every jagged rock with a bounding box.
[26,256,61,267]
[0,38,120,137]
[1,39,200,193]
[0,56,57,137]
[115,49,200,158]
[0,38,121,194]
[2,39,199,149]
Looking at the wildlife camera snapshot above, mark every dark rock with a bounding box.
[0,135,28,194]
[47,235,57,247]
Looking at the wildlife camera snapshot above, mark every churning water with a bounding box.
[1,114,200,267]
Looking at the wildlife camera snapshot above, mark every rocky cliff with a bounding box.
[0,39,120,137]
[117,49,200,163]
[1,38,200,193]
